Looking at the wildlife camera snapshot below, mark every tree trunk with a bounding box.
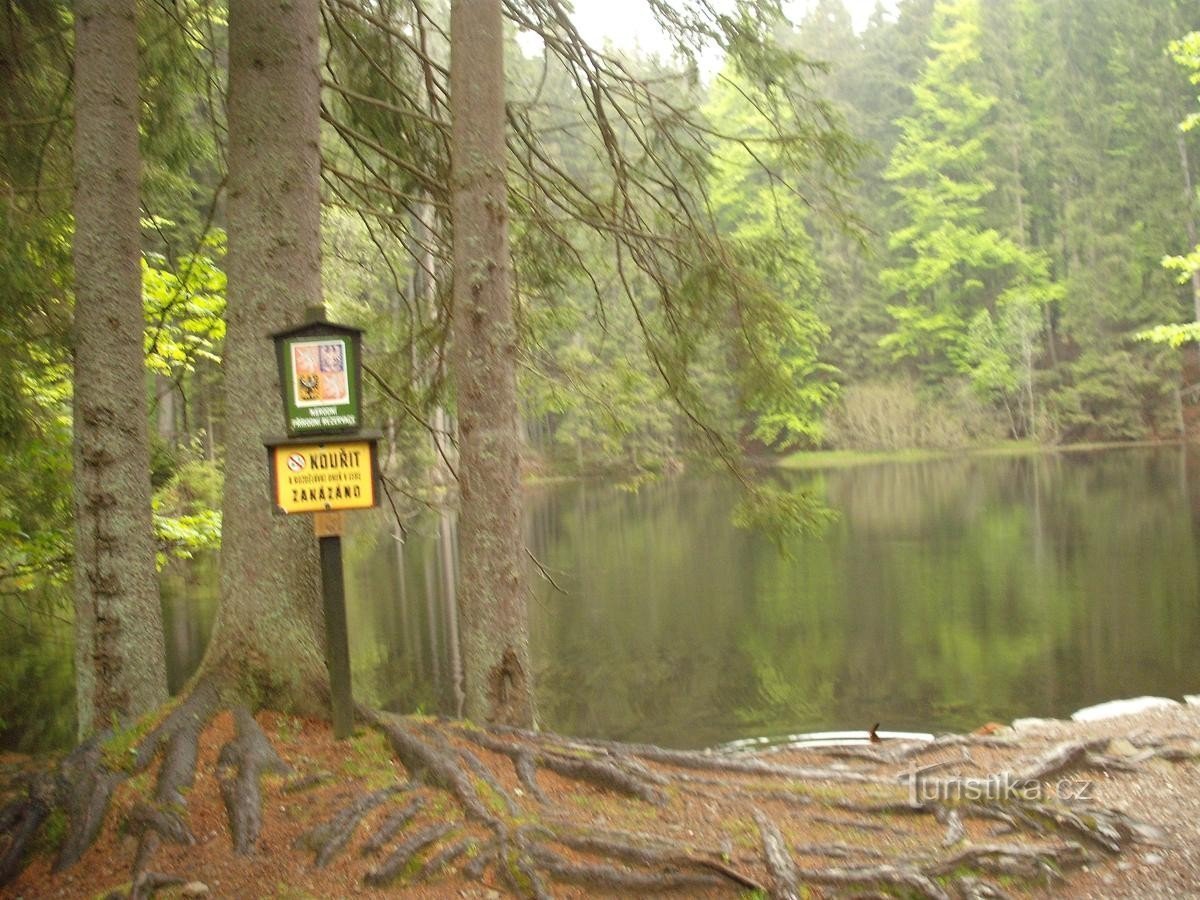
[199,0,325,711]
[196,363,216,462]
[155,373,177,447]
[71,0,168,737]
[448,0,534,727]
[1175,131,1200,323]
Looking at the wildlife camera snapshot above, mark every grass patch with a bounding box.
[101,718,155,773]
[32,808,67,856]
[726,815,759,850]
[473,777,509,818]
[275,715,304,743]
[341,729,396,786]
[270,885,324,899]
[568,790,599,812]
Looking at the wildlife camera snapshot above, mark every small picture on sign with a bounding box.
[291,339,349,407]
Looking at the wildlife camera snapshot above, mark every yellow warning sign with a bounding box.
[270,439,377,514]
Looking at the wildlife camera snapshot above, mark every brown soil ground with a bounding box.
[2,701,1198,899]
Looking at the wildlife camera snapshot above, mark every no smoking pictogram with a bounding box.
[287,453,306,472]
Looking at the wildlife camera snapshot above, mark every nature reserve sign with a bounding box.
[271,318,364,436]
[266,312,376,739]
[268,438,378,514]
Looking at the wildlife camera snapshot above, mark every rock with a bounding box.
[182,883,210,898]
[1143,853,1165,866]
[1184,694,1199,707]
[1108,738,1138,757]
[1071,697,1180,722]
[1012,717,1058,732]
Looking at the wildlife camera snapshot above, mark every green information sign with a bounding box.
[272,318,364,436]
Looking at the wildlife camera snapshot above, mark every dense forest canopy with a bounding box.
[3,0,1200,646]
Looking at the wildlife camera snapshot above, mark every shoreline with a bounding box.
[2,690,1197,896]
[777,437,1187,471]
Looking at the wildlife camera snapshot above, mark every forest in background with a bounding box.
[4,0,1200,612]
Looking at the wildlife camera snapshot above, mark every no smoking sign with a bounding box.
[287,453,306,472]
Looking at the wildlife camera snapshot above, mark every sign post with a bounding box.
[266,308,378,740]
[314,510,353,740]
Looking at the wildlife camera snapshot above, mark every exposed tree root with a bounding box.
[127,685,227,896]
[925,841,1086,880]
[364,714,764,893]
[419,834,475,877]
[1,705,1186,897]
[756,809,800,900]
[456,726,668,804]
[364,821,455,886]
[794,862,952,900]
[936,805,966,847]
[1015,738,1108,781]
[792,841,886,861]
[359,795,424,856]
[0,772,53,885]
[54,733,126,873]
[126,869,185,900]
[296,784,405,866]
[217,706,291,855]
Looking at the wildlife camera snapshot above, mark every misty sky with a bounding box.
[565,0,898,56]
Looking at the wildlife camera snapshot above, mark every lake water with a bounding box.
[5,446,1200,751]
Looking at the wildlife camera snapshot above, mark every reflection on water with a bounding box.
[4,447,1200,752]
[720,729,935,752]
[0,555,218,752]
[346,447,1200,748]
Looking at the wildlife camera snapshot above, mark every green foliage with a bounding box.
[504,28,856,500]
[732,481,836,549]
[1144,31,1200,348]
[151,460,223,568]
[1137,322,1200,347]
[1044,349,1176,442]
[706,70,841,448]
[143,226,227,376]
[1,0,227,617]
[880,0,1055,429]
[1169,32,1200,133]
[0,323,74,598]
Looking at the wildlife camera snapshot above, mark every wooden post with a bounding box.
[314,511,353,739]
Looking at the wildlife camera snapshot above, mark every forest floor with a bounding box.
[2,700,1198,899]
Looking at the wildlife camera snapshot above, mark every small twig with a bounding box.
[364,363,459,481]
[525,548,567,595]
[377,476,408,541]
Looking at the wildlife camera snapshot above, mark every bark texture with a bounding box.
[202,0,325,708]
[449,0,534,727]
[71,0,168,737]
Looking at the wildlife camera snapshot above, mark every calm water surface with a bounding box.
[4,447,1200,751]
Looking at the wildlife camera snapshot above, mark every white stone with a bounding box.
[1011,717,1058,732]
[1184,694,1200,707]
[181,883,210,898]
[1070,696,1180,722]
